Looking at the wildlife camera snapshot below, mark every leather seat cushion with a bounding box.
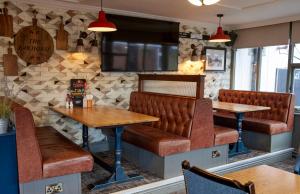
[214,112,289,135]
[36,127,94,178]
[123,124,191,157]
[214,125,238,146]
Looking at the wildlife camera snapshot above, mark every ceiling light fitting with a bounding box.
[88,0,117,32]
[209,14,231,43]
[188,0,220,6]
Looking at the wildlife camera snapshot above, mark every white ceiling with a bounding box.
[31,0,300,29]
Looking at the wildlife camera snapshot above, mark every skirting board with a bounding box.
[112,148,293,194]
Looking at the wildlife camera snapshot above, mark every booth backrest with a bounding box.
[129,92,214,149]
[129,92,195,137]
[0,97,44,183]
[218,89,295,127]
[14,106,43,183]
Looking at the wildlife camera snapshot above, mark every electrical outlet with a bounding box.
[212,150,221,158]
[46,183,63,194]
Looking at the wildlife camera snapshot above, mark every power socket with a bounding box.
[212,150,221,158]
[46,183,63,194]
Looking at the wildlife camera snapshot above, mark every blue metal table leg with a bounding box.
[88,126,143,190]
[229,112,250,157]
[82,124,90,150]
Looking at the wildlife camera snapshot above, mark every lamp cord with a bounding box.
[101,0,103,11]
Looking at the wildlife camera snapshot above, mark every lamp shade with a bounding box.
[209,27,231,43]
[72,38,87,60]
[88,11,117,32]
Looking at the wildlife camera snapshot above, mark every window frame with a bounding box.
[231,47,260,91]
[231,23,300,108]
[232,44,299,107]
[291,63,300,93]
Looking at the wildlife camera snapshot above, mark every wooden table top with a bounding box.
[225,165,300,194]
[213,101,270,113]
[51,106,159,128]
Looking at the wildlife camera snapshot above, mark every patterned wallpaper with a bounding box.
[0,0,230,144]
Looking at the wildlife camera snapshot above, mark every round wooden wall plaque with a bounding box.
[14,18,54,65]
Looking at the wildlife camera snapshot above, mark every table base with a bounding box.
[82,125,144,190]
[229,141,250,157]
[228,112,250,157]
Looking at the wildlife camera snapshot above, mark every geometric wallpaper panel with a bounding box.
[0,0,230,144]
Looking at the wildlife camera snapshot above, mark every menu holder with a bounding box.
[70,79,86,107]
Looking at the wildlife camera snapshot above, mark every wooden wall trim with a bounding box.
[138,74,206,99]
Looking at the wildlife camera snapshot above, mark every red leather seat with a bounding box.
[214,125,238,146]
[214,112,289,135]
[36,127,93,178]
[214,90,295,135]
[124,92,238,157]
[123,124,191,157]
[243,118,288,135]
[13,106,93,183]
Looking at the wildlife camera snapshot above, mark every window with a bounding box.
[259,45,289,92]
[292,44,300,108]
[293,69,300,107]
[293,44,300,63]
[234,48,258,91]
[234,45,289,93]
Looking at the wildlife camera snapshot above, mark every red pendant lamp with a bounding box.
[88,0,117,32]
[209,14,230,43]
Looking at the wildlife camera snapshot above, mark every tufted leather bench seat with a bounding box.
[13,105,94,183]
[214,125,239,146]
[36,126,93,179]
[123,92,238,157]
[214,89,295,135]
[123,124,191,156]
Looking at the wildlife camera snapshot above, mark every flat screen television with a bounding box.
[101,14,179,72]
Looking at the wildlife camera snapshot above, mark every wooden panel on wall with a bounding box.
[56,17,68,50]
[0,2,13,37]
[3,42,18,76]
[138,74,206,99]
[14,12,54,65]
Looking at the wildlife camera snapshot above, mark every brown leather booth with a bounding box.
[214,89,295,135]
[12,104,93,183]
[123,91,238,157]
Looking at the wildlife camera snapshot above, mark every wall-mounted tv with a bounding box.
[101,14,179,72]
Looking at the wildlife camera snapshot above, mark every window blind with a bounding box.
[292,21,300,43]
[234,23,290,48]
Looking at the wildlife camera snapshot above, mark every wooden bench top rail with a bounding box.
[138,74,206,99]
